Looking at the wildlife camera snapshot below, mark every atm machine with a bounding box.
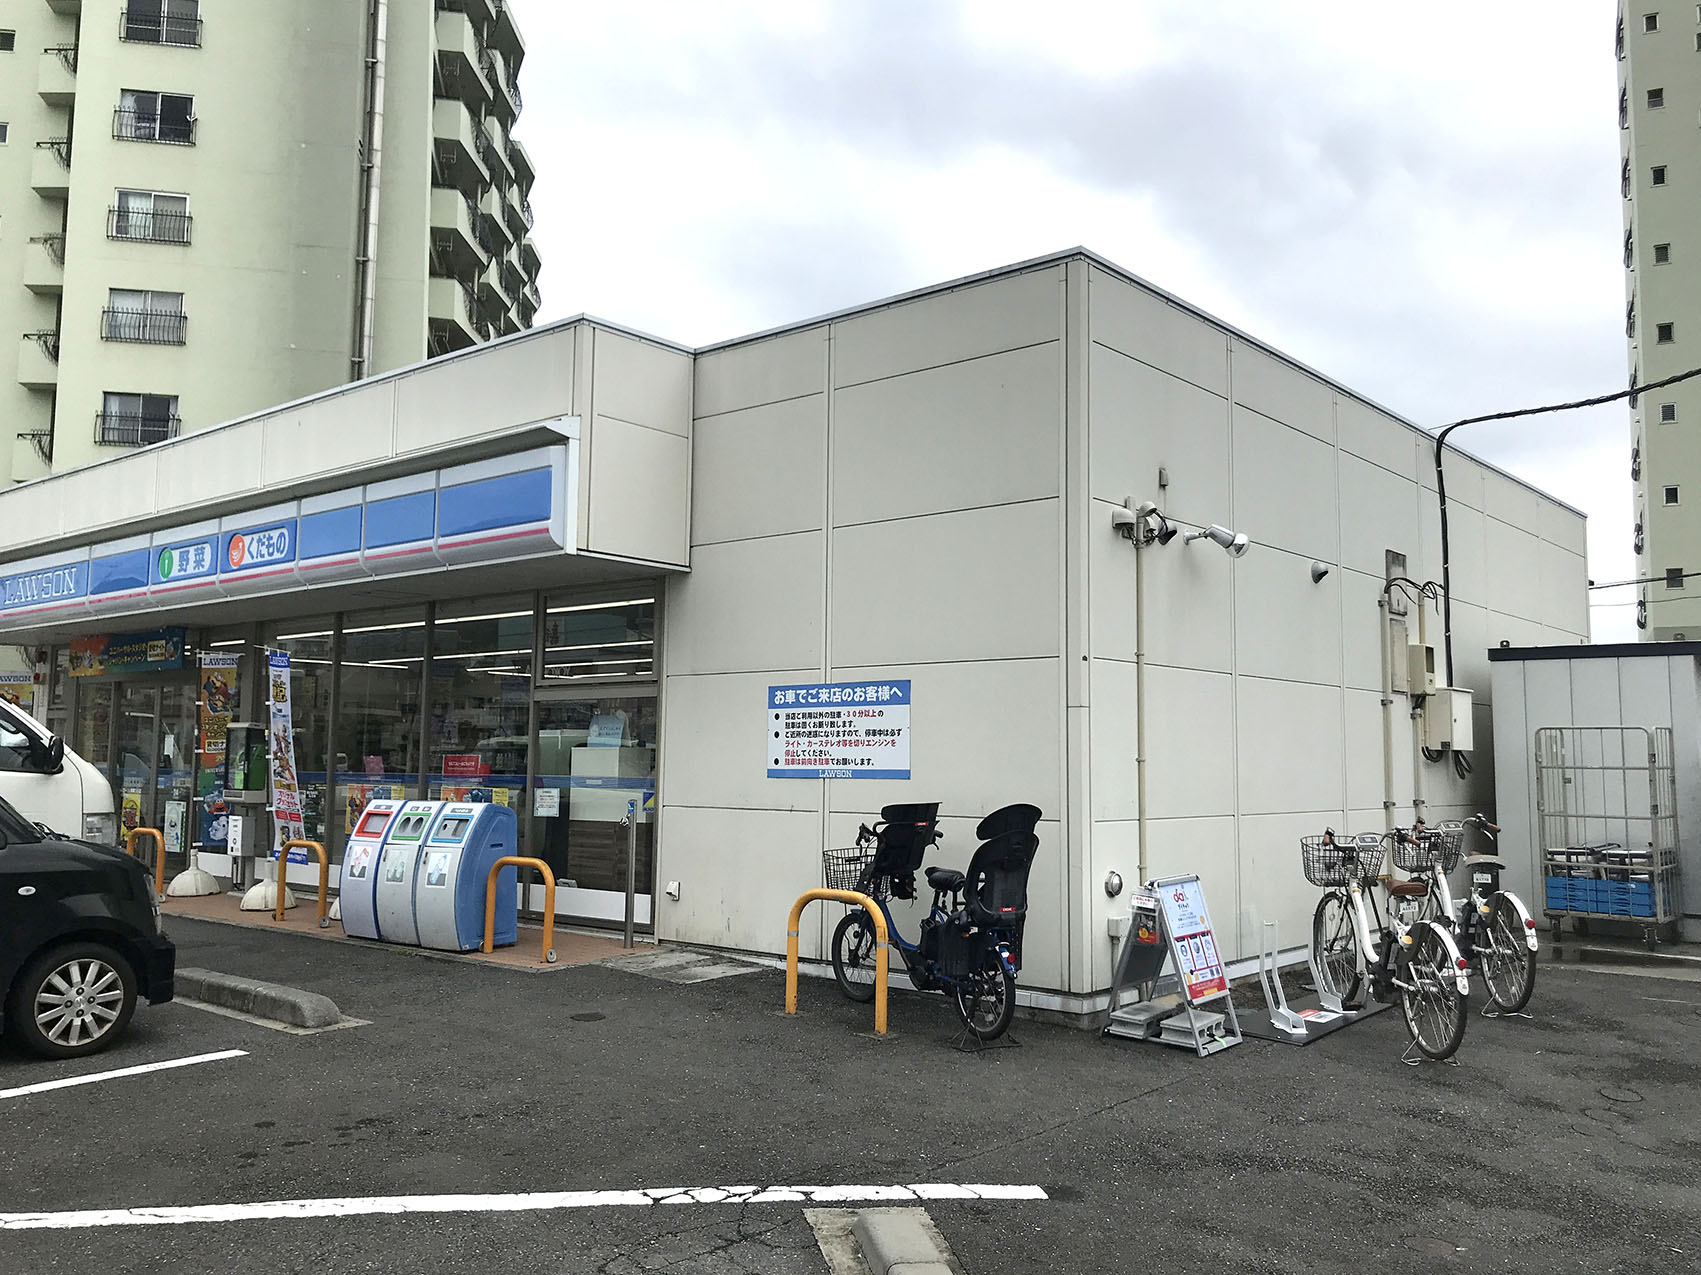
[339,799,404,941]
[414,803,519,951]
[374,801,446,945]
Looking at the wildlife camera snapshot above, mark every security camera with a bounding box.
[1110,507,1139,539]
[1310,561,1330,583]
[1154,521,1178,546]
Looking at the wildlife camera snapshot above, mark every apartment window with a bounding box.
[121,0,201,48]
[1695,31,1701,49]
[97,393,179,446]
[1653,164,1668,185]
[1649,87,1666,108]
[1668,568,1686,589]
[1620,85,1631,128]
[0,30,15,52]
[102,289,186,344]
[1666,486,1681,504]
[0,123,8,145]
[114,90,195,145]
[1662,402,1679,422]
[1658,321,1676,343]
[1646,12,1662,31]
[1655,242,1672,263]
[110,190,191,244]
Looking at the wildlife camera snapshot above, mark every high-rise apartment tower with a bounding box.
[0,0,542,484]
[1620,4,1701,638]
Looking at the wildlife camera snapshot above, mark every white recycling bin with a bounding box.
[338,799,404,941]
[373,800,447,945]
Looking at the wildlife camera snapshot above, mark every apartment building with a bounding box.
[1620,4,1701,638]
[0,0,542,486]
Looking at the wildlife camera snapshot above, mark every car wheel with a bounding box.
[5,943,138,1060]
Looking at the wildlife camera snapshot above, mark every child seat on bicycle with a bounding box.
[962,803,1043,926]
[869,802,941,899]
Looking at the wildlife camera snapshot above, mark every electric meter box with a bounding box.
[374,801,447,945]
[223,722,270,805]
[1424,687,1475,752]
[1406,643,1437,697]
[338,799,405,941]
[413,802,519,952]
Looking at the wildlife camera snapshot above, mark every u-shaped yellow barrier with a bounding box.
[786,888,889,1035]
[276,840,331,927]
[484,856,557,964]
[125,827,166,900]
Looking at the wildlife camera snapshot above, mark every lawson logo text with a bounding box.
[2,565,83,610]
[227,526,292,570]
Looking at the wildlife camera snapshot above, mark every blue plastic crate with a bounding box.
[1607,880,1656,917]
[1571,878,1603,912]
[1544,876,1570,910]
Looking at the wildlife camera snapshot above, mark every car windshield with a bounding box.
[0,793,44,846]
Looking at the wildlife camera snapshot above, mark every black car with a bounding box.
[0,793,175,1059]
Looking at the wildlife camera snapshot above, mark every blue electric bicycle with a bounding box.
[827,802,1042,1042]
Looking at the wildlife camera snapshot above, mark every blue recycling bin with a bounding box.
[413,802,519,952]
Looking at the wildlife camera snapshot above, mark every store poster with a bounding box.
[70,628,186,677]
[0,672,33,710]
[163,800,188,861]
[267,651,307,864]
[766,680,911,779]
[121,789,143,835]
[1158,878,1228,1003]
[197,654,239,852]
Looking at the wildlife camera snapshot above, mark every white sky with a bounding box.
[507,0,1637,639]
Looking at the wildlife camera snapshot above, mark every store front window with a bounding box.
[335,607,425,851]
[541,594,655,681]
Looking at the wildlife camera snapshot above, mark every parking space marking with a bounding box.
[0,1182,1047,1230]
[0,1049,248,1101]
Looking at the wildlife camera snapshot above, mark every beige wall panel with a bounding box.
[1229,342,1335,443]
[1236,677,1345,815]
[1142,665,1235,819]
[665,533,822,675]
[1087,268,1230,395]
[1482,469,1544,533]
[1534,501,1588,556]
[1142,815,1243,960]
[1449,600,1493,701]
[662,672,822,813]
[1238,810,1344,959]
[1090,508,1235,673]
[1539,543,1590,636]
[832,267,1062,389]
[695,327,826,418]
[656,805,828,956]
[587,417,690,565]
[1089,658,1139,822]
[1341,568,1388,693]
[1344,688,1389,812]
[1421,449,1486,513]
[832,341,1061,526]
[392,330,575,453]
[65,452,161,533]
[0,479,74,548]
[1232,407,1339,561]
[259,383,399,488]
[1417,493,1486,609]
[1338,452,1420,578]
[692,396,824,545]
[1483,516,1545,624]
[1089,347,1230,522]
[1235,546,1344,686]
[829,658,1063,819]
[830,501,1061,667]
[591,332,692,437]
[1337,396,1420,480]
[155,421,267,511]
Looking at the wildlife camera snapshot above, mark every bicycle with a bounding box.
[828,803,1041,1044]
[1306,828,1473,1063]
[1409,816,1539,1015]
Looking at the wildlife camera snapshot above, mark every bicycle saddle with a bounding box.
[926,867,965,894]
[1463,854,1505,867]
[1386,878,1428,898]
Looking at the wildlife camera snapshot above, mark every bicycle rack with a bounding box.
[1257,921,1308,1039]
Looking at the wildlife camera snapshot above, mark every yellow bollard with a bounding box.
[786,888,889,1036]
[484,856,557,964]
[125,827,166,900]
[277,840,331,927]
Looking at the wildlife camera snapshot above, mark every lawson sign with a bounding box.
[0,442,575,632]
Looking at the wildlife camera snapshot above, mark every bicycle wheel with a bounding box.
[1477,896,1537,1013]
[1311,891,1360,1005]
[831,911,879,1003]
[953,954,1016,1041]
[1400,926,1468,1060]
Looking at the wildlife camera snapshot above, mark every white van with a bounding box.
[0,700,118,846]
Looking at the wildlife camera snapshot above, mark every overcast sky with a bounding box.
[508,0,1635,639]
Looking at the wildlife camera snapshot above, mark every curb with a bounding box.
[852,1208,956,1275]
[176,967,344,1029]
[1554,944,1701,970]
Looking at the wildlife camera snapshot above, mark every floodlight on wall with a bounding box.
[1182,523,1252,557]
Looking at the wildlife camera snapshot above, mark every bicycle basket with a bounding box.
[1391,826,1463,875]
[822,845,876,893]
[1301,834,1378,888]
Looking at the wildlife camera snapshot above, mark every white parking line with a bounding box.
[0,1049,247,1101]
[0,1183,1047,1230]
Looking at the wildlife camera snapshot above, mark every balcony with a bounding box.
[38,46,77,105]
[520,237,540,278]
[31,140,72,198]
[108,205,193,245]
[46,0,82,13]
[18,332,61,390]
[24,236,66,294]
[435,10,494,108]
[474,121,508,181]
[119,9,203,48]
[95,412,181,447]
[491,0,524,66]
[102,308,188,345]
[114,106,197,146]
[438,0,498,29]
[428,275,483,351]
[502,182,529,239]
[429,185,489,276]
[432,98,490,196]
[510,138,534,190]
[488,47,520,120]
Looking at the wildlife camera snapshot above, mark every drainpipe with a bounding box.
[350,0,389,381]
[1135,533,1149,885]
[1379,598,1395,834]
[1411,593,1428,826]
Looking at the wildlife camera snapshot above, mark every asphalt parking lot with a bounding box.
[2,917,1698,1275]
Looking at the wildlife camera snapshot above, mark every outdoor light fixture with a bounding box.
[1182,523,1252,557]
[1310,561,1331,583]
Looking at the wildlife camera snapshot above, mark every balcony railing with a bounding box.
[35,137,72,167]
[24,330,62,362]
[102,308,188,344]
[108,206,193,244]
[473,126,500,176]
[119,10,203,48]
[18,430,55,466]
[30,234,67,265]
[46,43,78,72]
[113,107,197,145]
[95,412,181,447]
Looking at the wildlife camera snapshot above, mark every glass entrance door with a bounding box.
[530,694,657,927]
[112,679,197,862]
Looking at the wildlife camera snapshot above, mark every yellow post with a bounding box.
[484,856,556,964]
[786,888,889,1036]
[278,840,331,927]
[125,827,166,900]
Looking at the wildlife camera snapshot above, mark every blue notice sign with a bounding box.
[767,680,911,779]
